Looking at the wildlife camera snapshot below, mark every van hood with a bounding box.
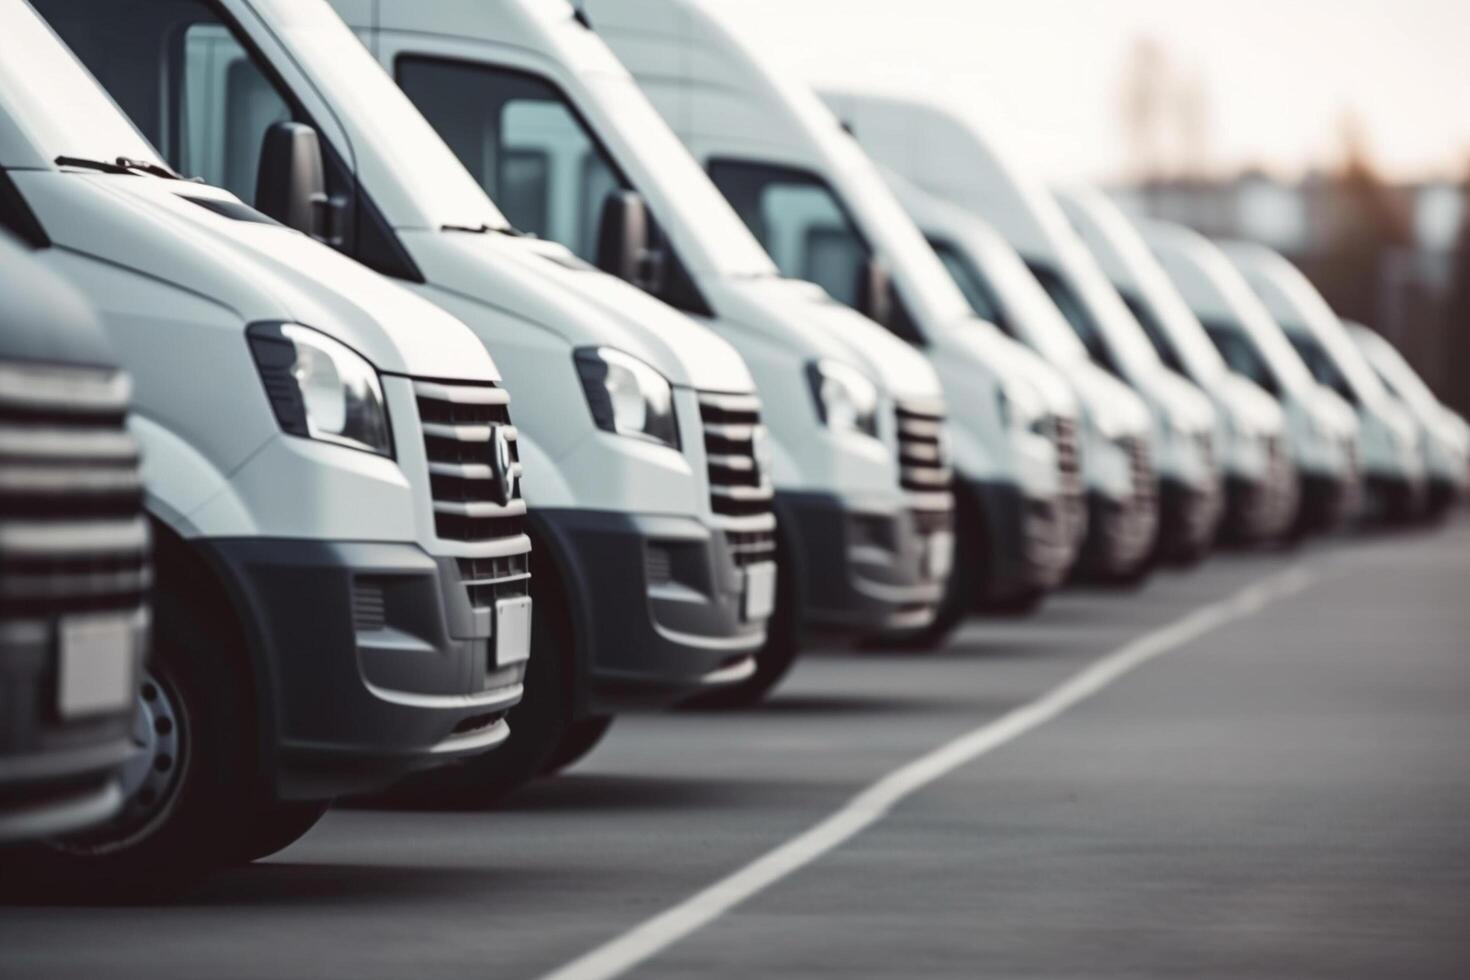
[404,230,754,393]
[707,276,942,404]
[38,175,498,381]
[776,279,942,405]
[1218,372,1284,437]
[1308,384,1359,440]
[1055,356,1151,438]
[948,315,1077,418]
[1140,367,1216,435]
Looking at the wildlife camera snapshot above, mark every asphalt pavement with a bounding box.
[3,517,1468,980]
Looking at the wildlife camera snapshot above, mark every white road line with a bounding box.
[537,565,1320,980]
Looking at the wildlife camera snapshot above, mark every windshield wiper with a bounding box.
[442,221,531,238]
[55,155,186,180]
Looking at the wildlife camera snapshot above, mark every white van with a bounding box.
[0,230,146,845]
[1346,322,1468,517]
[1056,188,1296,544]
[591,0,1084,626]
[37,0,782,796]
[333,0,963,664]
[1142,222,1361,532]
[873,167,1158,580]
[825,92,1222,565]
[1223,242,1426,522]
[1,0,528,894]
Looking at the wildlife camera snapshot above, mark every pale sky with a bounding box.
[707,0,1470,183]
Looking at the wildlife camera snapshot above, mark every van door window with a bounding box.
[1027,261,1119,376]
[928,238,1010,335]
[395,57,706,310]
[33,1,289,204]
[33,0,425,279]
[1122,292,1187,377]
[1202,321,1280,396]
[395,60,615,256]
[707,160,872,309]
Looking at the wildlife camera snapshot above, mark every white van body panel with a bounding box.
[1348,324,1468,489]
[12,171,501,547]
[591,0,1066,495]
[1056,186,1283,482]
[880,165,1153,501]
[1140,220,1359,479]
[343,0,937,502]
[823,91,1220,489]
[1223,241,1422,484]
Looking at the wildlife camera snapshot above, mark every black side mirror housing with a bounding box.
[856,256,895,329]
[596,190,663,292]
[256,121,336,244]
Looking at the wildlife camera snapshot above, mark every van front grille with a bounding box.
[697,391,776,567]
[895,400,954,515]
[456,552,531,611]
[0,361,149,619]
[414,380,529,547]
[1122,435,1156,504]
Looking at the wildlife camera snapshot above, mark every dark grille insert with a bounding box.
[414,381,528,544]
[895,400,955,515]
[697,391,776,562]
[0,362,149,620]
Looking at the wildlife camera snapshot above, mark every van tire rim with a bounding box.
[53,668,187,857]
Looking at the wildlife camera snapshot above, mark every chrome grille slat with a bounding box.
[697,391,776,567]
[0,363,149,619]
[415,381,529,574]
[895,401,954,506]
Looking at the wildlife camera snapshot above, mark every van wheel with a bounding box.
[541,716,614,775]
[231,801,330,865]
[3,588,260,903]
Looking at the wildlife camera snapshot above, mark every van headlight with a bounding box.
[575,347,679,449]
[807,360,880,439]
[247,323,392,457]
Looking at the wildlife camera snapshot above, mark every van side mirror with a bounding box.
[856,256,895,329]
[596,190,663,292]
[256,122,338,245]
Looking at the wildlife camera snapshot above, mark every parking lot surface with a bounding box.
[3,519,1468,980]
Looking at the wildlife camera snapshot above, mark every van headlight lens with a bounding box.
[575,347,679,449]
[807,360,880,438]
[247,323,392,457]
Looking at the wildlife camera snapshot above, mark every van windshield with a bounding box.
[0,2,163,170]
[395,58,774,280]
[933,235,1089,365]
[1286,329,1358,405]
[1201,319,1280,397]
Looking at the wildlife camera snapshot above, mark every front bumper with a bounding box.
[534,509,769,714]
[777,491,951,634]
[968,479,1079,603]
[205,539,527,801]
[1157,476,1224,561]
[0,615,144,842]
[1364,472,1428,523]
[1298,468,1360,532]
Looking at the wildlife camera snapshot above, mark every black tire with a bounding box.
[394,568,572,806]
[682,536,802,708]
[540,716,615,776]
[230,801,330,865]
[1,570,262,903]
